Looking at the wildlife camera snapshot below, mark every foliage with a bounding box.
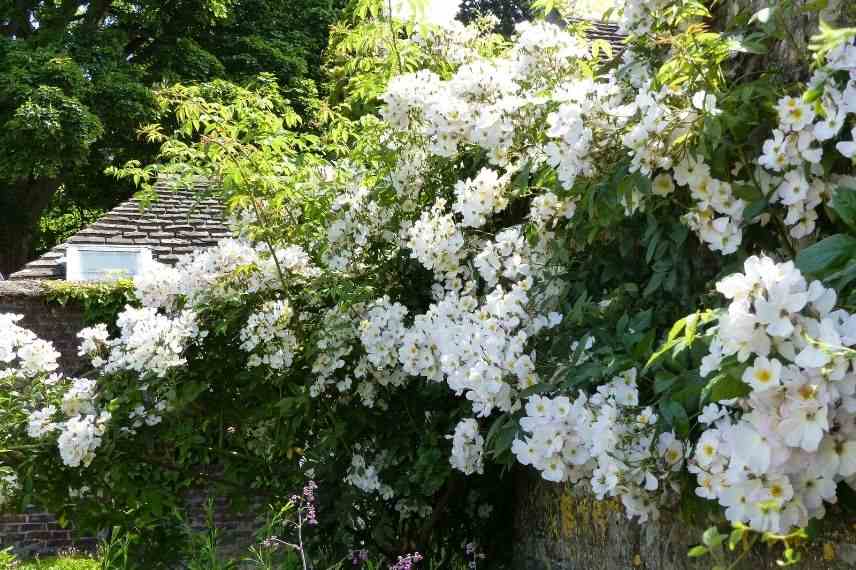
[0,0,347,277]
[688,523,809,569]
[44,281,137,329]
[2,0,856,567]
[14,554,99,570]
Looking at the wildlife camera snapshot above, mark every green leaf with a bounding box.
[687,545,708,558]
[829,187,856,232]
[654,372,678,394]
[795,234,856,276]
[823,259,856,292]
[743,197,768,220]
[702,527,726,547]
[513,161,531,193]
[732,183,762,201]
[661,400,690,436]
[700,373,750,405]
[667,316,688,343]
[646,337,680,369]
[728,527,745,550]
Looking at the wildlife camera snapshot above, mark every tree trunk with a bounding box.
[0,177,61,278]
[512,468,856,570]
[0,221,37,279]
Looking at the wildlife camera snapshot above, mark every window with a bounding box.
[66,245,153,282]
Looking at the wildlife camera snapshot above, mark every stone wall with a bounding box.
[0,280,262,558]
[513,468,856,569]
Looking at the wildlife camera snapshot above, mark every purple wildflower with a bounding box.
[390,552,423,570]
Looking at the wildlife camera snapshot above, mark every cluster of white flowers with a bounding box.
[528,192,577,228]
[452,168,509,228]
[345,453,395,500]
[0,468,19,507]
[239,299,298,371]
[25,374,113,468]
[448,418,484,475]
[61,378,97,416]
[512,21,591,79]
[77,324,110,367]
[360,297,409,371]
[0,316,112,470]
[134,238,257,309]
[309,299,411,408]
[127,400,167,429]
[617,0,668,35]
[135,237,318,309]
[27,405,59,438]
[0,313,60,378]
[756,45,856,239]
[473,227,536,288]
[57,411,111,468]
[620,84,679,176]
[407,199,466,277]
[93,307,200,378]
[543,92,596,189]
[325,179,395,271]
[310,305,360,398]
[512,369,686,522]
[382,22,596,168]
[690,256,856,532]
[399,279,559,417]
[674,156,745,255]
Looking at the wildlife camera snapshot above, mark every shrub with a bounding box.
[2,0,856,565]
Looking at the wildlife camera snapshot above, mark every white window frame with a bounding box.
[66,245,153,282]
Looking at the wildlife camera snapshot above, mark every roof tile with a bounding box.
[9,177,229,281]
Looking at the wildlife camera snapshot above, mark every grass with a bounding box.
[15,556,99,570]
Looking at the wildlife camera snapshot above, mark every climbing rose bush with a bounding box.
[2,0,856,560]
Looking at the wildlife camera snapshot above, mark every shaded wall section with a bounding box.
[513,467,856,569]
[0,280,87,373]
[0,280,261,558]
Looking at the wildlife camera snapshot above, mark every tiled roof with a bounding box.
[546,13,627,56]
[10,179,229,280]
[575,19,626,56]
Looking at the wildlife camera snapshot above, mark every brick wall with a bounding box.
[0,280,263,559]
[0,280,88,373]
[0,510,97,557]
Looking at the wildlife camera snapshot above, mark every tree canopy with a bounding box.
[0,0,346,277]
